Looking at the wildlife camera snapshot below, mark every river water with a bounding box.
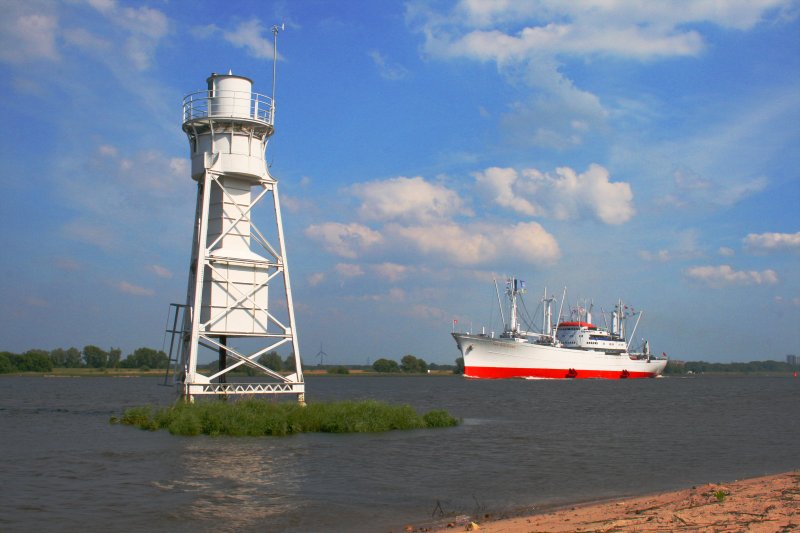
[1,375,798,532]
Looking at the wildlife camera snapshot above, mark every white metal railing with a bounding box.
[192,382,304,395]
[182,89,274,125]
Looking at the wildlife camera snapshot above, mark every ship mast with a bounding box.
[542,288,555,336]
[613,299,628,340]
[507,278,526,334]
[509,279,518,333]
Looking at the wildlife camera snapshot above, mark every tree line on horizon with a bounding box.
[371,354,463,374]
[664,359,797,374]
[0,346,171,374]
[0,346,302,375]
[0,346,465,375]
[4,347,793,376]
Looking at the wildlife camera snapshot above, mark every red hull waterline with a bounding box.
[465,366,659,380]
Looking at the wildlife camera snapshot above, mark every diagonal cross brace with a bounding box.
[200,335,290,381]
[204,175,281,261]
[201,262,289,333]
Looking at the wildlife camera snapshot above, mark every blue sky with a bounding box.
[1,0,799,365]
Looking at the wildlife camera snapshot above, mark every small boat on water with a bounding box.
[452,278,668,379]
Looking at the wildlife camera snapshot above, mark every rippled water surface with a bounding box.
[1,375,798,531]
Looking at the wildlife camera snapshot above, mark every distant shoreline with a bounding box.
[1,368,796,378]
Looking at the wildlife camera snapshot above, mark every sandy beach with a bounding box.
[426,471,799,532]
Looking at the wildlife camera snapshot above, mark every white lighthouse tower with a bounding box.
[174,28,304,401]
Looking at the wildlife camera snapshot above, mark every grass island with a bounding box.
[113,398,459,437]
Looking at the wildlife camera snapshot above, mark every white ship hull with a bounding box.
[453,332,667,379]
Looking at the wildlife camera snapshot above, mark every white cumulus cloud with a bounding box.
[0,11,60,64]
[86,1,169,70]
[335,263,365,278]
[474,164,634,224]
[387,222,486,264]
[684,264,779,287]
[117,281,155,296]
[388,220,560,266]
[191,19,287,62]
[305,222,383,258]
[350,176,466,222]
[498,221,562,264]
[373,262,411,282]
[223,19,276,60]
[408,1,793,148]
[423,19,703,63]
[148,264,172,279]
[417,1,791,57]
[743,232,800,253]
[473,167,539,216]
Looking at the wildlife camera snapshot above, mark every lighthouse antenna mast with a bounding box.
[271,22,283,125]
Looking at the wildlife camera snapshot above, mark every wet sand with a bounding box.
[428,471,799,532]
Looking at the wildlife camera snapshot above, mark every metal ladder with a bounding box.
[161,303,187,387]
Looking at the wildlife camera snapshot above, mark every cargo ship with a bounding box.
[452,278,667,379]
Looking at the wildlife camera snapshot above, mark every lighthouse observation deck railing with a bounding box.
[182,90,274,125]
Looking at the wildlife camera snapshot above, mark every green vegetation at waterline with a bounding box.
[664,359,798,375]
[113,399,459,436]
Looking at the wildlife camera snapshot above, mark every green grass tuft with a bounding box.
[114,399,459,436]
[422,409,459,428]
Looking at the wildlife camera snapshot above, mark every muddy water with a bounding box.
[1,375,797,531]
